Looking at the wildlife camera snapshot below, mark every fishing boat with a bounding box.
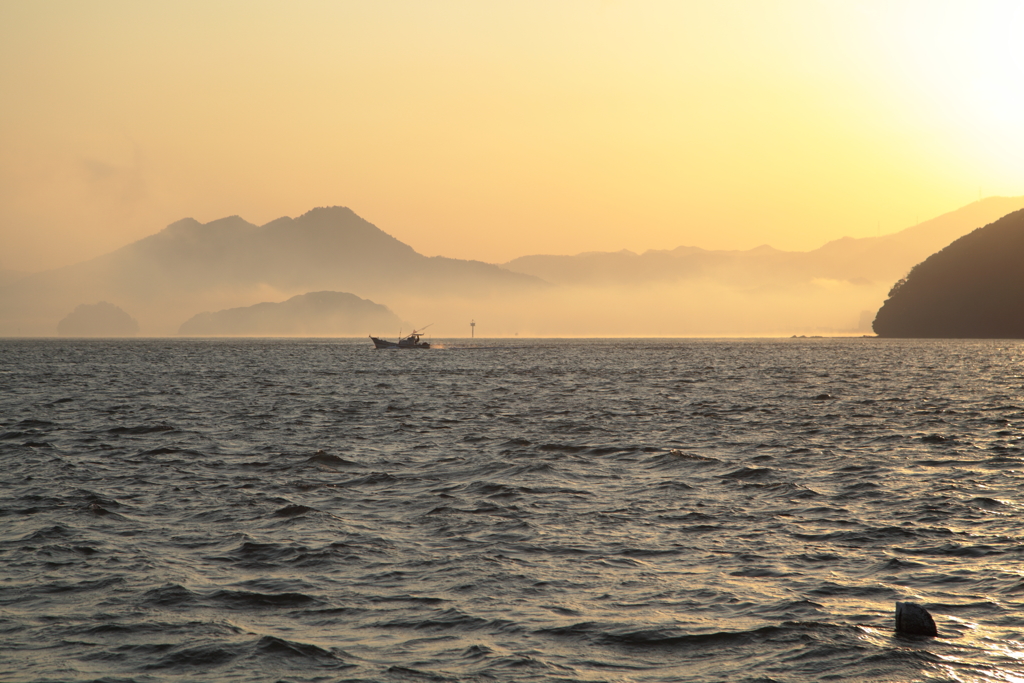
[369,327,431,349]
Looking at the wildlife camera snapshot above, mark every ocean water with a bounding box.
[4,338,1024,683]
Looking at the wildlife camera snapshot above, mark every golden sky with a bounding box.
[2,1,1023,272]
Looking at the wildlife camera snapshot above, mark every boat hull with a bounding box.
[370,336,430,349]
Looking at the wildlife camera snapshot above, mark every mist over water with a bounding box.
[4,338,1024,682]
[7,197,1024,338]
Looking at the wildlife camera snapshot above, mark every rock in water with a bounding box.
[895,601,937,636]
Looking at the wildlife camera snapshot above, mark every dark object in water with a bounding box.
[895,601,937,636]
[370,327,431,349]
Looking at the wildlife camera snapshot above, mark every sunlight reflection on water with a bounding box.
[3,337,1024,681]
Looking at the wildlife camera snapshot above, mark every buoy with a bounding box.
[895,601,937,636]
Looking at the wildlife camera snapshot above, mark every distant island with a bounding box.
[873,208,1024,338]
[57,302,139,337]
[178,291,402,337]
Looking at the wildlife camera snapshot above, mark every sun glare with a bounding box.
[885,2,1024,183]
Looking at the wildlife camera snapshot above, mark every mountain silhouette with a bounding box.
[178,291,402,337]
[6,198,1024,337]
[0,207,546,336]
[86,206,543,295]
[502,197,1024,289]
[873,208,1024,338]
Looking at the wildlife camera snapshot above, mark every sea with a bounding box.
[4,337,1024,683]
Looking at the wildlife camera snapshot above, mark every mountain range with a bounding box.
[2,197,1023,336]
[0,207,544,336]
[502,197,1024,290]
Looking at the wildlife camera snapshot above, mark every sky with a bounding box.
[2,1,1023,273]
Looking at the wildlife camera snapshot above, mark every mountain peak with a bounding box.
[259,206,363,230]
[297,205,360,220]
[157,215,256,239]
[161,217,202,233]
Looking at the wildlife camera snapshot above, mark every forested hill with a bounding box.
[873,208,1024,338]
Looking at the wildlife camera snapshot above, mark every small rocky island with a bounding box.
[874,208,1024,338]
[178,291,402,337]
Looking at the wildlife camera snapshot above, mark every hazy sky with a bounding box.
[2,1,1023,272]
